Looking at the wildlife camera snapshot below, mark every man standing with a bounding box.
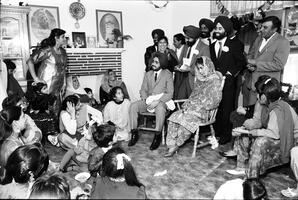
[129,52,174,150]
[172,33,191,100]
[245,16,290,106]
[199,18,215,46]
[182,25,210,91]
[144,29,165,72]
[210,16,246,146]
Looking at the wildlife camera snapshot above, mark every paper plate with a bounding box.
[75,172,90,183]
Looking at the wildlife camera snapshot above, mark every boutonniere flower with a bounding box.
[222,46,229,52]
[193,49,199,55]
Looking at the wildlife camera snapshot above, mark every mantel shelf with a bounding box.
[66,48,126,53]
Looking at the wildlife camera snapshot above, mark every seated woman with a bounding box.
[56,95,83,150]
[0,106,23,166]
[65,75,89,103]
[2,95,42,145]
[164,56,223,157]
[26,82,58,141]
[100,69,129,106]
[227,76,298,177]
[103,86,131,142]
[0,143,49,199]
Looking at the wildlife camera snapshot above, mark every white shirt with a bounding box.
[175,45,184,59]
[259,32,276,52]
[215,37,227,58]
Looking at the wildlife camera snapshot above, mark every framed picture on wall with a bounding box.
[284,6,298,52]
[87,36,97,48]
[96,9,123,48]
[72,32,86,48]
[28,5,60,48]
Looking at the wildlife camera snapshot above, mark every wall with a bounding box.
[4,0,210,101]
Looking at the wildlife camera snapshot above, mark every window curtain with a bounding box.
[210,1,298,17]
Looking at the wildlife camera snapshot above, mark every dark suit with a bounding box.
[144,45,157,72]
[173,44,191,99]
[210,38,246,144]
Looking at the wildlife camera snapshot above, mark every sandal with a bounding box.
[281,187,298,198]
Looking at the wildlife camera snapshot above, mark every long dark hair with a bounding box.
[243,178,268,200]
[102,147,143,188]
[41,28,66,48]
[0,106,22,141]
[0,143,49,185]
[59,95,80,120]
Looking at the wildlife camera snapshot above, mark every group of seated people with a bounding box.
[0,13,297,199]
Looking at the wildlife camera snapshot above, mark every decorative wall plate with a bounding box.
[69,1,86,20]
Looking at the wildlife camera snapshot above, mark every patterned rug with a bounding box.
[45,131,296,199]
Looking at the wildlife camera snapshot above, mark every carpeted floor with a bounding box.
[45,131,296,199]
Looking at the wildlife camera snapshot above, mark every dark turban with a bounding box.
[150,51,168,69]
[3,59,16,70]
[214,15,233,35]
[151,29,165,39]
[183,25,201,39]
[199,18,215,31]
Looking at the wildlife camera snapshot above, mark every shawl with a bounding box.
[261,100,294,163]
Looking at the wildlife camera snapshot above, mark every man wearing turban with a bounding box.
[209,15,246,148]
[199,18,215,46]
[129,52,174,151]
[181,25,210,91]
[144,29,165,72]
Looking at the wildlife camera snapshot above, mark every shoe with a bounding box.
[150,133,162,150]
[226,168,246,175]
[281,187,298,198]
[128,129,139,146]
[221,150,237,158]
[48,135,58,146]
[164,146,179,157]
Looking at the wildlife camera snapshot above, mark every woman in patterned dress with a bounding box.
[27,28,67,116]
[164,56,223,157]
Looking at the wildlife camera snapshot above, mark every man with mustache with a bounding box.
[182,25,210,91]
[144,29,165,72]
[199,18,215,46]
[210,16,246,149]
[129,52,173,150]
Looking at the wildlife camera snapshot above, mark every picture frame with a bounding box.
[72,32,86,48]
[28,5,60,48]
[87,36,97,48]
[96,9,123,48]
[284,6,298,52]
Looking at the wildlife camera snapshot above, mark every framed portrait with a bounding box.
[28,5,60,47]
[87,36,97,48]
[96,9,123,47]
[72,32,86,48]
[284,6,298,52]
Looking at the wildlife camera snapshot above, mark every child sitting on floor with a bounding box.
[91,147,147,199]
[84,87,100,108]
[29,173,71,199]
[59,123,115,173]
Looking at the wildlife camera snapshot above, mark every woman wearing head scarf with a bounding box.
[164,56,223,157]
[27,28,67,117]
[99,69,129,106]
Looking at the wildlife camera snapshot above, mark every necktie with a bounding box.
[155,72,157,82]
[186,47,191,58]
[208,38,211,46]
[218,41,222,58]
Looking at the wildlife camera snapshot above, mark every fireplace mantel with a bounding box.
[66,48,125,77]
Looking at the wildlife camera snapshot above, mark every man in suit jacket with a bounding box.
[172,33,191,100]
[199,18,215,46]
[210,16,246,146]
[144,29,165,72]
[129,52,174,150]
[182,25,211,91]
[245,16,290,106]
